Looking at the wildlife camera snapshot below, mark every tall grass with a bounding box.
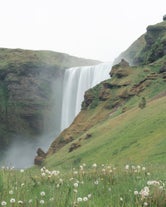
[0,163,165,206]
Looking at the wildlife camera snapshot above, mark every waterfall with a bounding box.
[61,62,112,131]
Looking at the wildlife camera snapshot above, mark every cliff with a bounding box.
[114,20,166,65]
[0,48,100,151]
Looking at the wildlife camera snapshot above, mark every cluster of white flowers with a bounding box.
[40,166,60,177]
[77,194,91,203]
[1,200,24,206]
[134,178,165,206]
[125,164,147,172]
[139,186,150,199]
[1,166,15,171]
[147,180,160,186]
[101,164,115,174]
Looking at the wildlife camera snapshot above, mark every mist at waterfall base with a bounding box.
[1,62,112,168]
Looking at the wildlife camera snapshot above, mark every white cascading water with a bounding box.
[61,62,112,131]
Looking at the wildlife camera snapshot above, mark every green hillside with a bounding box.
[38,20,166,170]
[44,60,166,169]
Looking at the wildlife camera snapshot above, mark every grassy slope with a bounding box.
[30,20,166,173]
[0,48,100,70]
[44,50,166,169]
[45,94,166,170]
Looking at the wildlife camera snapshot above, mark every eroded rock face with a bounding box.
[140,22,166,64]
[110,59,130,78]
[0,65,63,138]
[0,48,100,151]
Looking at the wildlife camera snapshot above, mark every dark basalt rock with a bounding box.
[34,148,46,165]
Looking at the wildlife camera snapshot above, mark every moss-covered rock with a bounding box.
[114,20,166,66]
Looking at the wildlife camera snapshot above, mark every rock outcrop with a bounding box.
[113,19,166,66]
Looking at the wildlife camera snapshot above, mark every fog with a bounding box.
[0,63,112,168]
[0,70,64,168]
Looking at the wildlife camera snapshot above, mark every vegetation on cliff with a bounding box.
[40,20,166,169]
[114,20,166,66]
[0,48,100,151]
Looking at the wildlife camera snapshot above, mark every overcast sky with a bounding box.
[0,0,165,62]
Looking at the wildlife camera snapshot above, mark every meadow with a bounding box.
[0,163,165,207]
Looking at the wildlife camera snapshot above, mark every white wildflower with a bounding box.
[9,190,14,195]
[125,165,129,170]
[80,165,83,170]
[92,163,97,168]
[28,199,33,203]
[49,197,54,201]
[20,169,24,173]
[73,171,78,175]
[21,183,25,187]
[77,197,82,203]
[83,197,88,201]
[120,197,123,201]
[41,172,46,177]
[40,191,46,196]
[10,198,16,203]
[108,187,111,191]
[102,168,106,173]
[74,183,79,188]
[59,178,63,183]
[39,200,44,204]
[87,194,92,198]
[139,186,150,199]
[1,201,7,206]
[142,167,146,171]
[134,191,139,195]
[73,189,78,193]
[18,200,23,204]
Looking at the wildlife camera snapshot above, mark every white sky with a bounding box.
[0,0,165,62]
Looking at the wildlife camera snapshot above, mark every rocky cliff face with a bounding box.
[114,20,166,66]
[0,48,100,152]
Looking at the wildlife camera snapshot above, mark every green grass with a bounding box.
[45,96,166,170]
[0,163,165,207]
